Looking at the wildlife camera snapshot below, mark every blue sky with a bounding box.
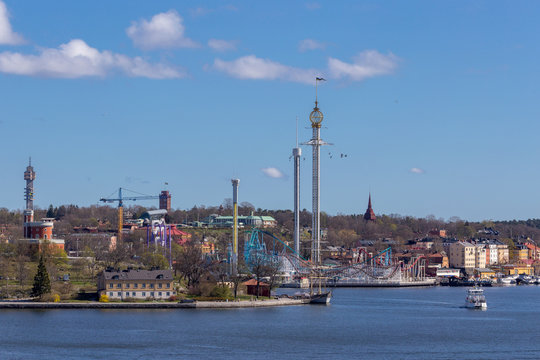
[1,1,539,221]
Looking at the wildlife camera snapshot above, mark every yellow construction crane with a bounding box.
[99,188,159,242]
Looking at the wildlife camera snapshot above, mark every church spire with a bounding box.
[363,193,376,221]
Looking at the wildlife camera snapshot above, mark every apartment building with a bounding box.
[474,244,487,269]
[449,242,476,270]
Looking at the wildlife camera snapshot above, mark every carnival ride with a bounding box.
[243,228,431,287]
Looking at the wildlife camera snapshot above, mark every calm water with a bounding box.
[1,286,539,359]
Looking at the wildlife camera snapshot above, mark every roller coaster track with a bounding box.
[244,228,427,282]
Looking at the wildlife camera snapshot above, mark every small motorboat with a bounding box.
[498,277,516,285]
[465,287,487,310]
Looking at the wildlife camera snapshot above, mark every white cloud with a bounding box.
[190,5,238,17]
[190,7,212,17]
[212,50,399,84]
[328,50,398,81]
[305,2,321,10]
[0,39,183,78]
[0,1,24,45]
[410,167,425,174]
[299,39,325,52]
[126,10,198,50]
[262,167,285,179]
[208,39,237,52]
[213,55,317,84]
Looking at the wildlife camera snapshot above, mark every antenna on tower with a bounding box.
[295,116,298,148]
[29,156,32,166]
[315,77,326,107]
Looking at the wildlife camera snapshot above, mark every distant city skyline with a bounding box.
[1,1,539,222]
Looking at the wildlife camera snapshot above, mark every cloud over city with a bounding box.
[262,167,286,179]
[213,50,398,83]
[298,39,325,52]
[0,0,24,45]
[328,50,398,81]
[0,39,183,78]
[208,39,237,52]
[127,10,199,50]
[410,167,425,174]
[213,55,317,84]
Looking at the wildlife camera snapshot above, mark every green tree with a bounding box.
[141,252,169,270]
[32,256,51,299]
[46,205,56,219]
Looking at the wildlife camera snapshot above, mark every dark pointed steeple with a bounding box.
[363,193,376,221]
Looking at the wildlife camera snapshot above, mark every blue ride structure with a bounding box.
[242,228,430,286]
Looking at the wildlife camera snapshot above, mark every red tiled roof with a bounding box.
[525,243,539,251]
[168,224,189,237]
[242,279,268,286]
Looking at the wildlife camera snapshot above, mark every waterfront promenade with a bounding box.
[0,298,308,309]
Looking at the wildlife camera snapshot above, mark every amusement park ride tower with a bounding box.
[292,123,301,257]
[231,178,240,275]
[303,78,330,264]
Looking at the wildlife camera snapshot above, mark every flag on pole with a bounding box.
[316,77,326,81]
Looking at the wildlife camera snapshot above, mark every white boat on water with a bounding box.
[498,277,516,286]
[465,287,487,310]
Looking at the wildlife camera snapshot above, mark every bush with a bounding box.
[209,285,232,299]
[168,295,177,302]
[99,294,109,303]
[40,293,56,302]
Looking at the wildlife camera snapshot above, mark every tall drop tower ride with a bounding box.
[303,78,329,264]
[293,120,301,257]
[231,178,240,275]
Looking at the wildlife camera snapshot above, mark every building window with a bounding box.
[132,292,136,297]
[109,292,113,296]
[158,292,162,296]
[142,283,146,289]
[142,292,146,297]
[158,283,162,289]
[126,283,130,289]
[116,283,121,289]
[150,292,154,297]
[109,284,113,289]
[150,283,154,288]
[118,292,121,297]
[166,283,170,288]
[166,292,170,296]
[134,283,138,289]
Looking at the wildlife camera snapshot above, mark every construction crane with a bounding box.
[99,187,159,242]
